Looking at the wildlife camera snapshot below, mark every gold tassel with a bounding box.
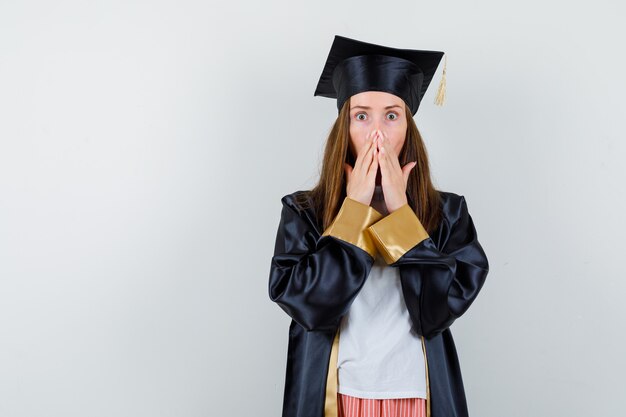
[434,53,447,106]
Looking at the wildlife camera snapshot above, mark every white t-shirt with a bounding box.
[336,185,427,399]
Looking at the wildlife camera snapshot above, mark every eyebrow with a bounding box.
[350,105,403,111]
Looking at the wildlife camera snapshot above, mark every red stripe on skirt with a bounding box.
[338,393,426,417]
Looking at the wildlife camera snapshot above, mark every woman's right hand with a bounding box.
[344,130,379,206]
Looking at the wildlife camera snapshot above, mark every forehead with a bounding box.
[350,91,404,107]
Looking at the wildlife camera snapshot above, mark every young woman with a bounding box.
[268,35,489,417]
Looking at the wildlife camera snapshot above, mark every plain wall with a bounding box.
[1,1,624,416]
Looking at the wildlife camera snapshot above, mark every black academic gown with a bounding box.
[268,189,489,417]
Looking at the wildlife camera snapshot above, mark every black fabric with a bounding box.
[313,35,444,116]
[268,190,489,417]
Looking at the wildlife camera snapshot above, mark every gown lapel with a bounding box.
[324,328,340,417]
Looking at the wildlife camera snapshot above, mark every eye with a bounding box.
[355,112,367,121]
[387,112,398,120]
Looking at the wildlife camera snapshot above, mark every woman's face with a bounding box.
[348,91,408,160]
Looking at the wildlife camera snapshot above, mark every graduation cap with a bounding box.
[313,35,447,116]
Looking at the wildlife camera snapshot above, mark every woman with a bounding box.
[268,35,489,417]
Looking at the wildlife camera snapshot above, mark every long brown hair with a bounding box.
[295,96,442,235]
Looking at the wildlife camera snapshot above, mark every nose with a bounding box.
[371,122,382,138]
[368,121,383,140]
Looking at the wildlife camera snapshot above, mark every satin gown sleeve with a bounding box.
[268,194,383,331]
[366,194,489,339]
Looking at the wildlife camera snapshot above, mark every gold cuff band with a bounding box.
[367,203,429,264]
[322,197,383,258]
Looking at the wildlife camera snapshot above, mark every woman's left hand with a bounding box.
[375,129,417,213]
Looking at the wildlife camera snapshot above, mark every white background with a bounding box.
[1,1,624,416]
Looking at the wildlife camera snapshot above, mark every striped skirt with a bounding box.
[338,393,426,417]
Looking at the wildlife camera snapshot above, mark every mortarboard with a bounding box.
[313,35,447,116]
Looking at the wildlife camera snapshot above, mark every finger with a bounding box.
[378,133,390,178]
[357,133,377,176]
[363,134,377,172]
[378,131,390,165]
[367,135,379,175]
[368,143,379,178]
[381,135,404,187]
[381,131,402,172]
[379,132,400,184]
[354,131,375,172]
